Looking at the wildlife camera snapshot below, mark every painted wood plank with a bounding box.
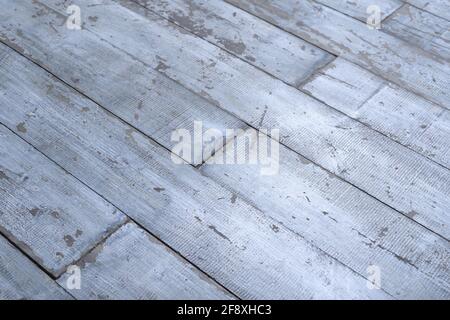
[315,0,403,22]
[0,235,71,300]
[22,0,450,238]
[201,134,450,299]
[0,124,127,277]
[384,4,450,60]
[0,44,388,300]
[406,0,450,21]
[225,0,450,108]
[301,58,450,169]
[58,223,234,299]
[134,0,334,86]
[0,1,246,166]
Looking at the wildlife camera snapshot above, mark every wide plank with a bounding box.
[0,235,71,300]
[0,43,388,300]
[384,4,450,60]
[134,0,334,86]
[20,0,450,238]
[0,123,126,277]
[301,58,450,169]
[58,223,234,299]
[225,0,450,108]
[201,134,450,299]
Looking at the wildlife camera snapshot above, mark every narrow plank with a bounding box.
[0,43,388,300]
[383,4,450,60]
[0,124,127,277]
[301,58,450,169]
[21,0,450,238]
[58,223,234,299]
[202,134,450,299]
[225,0,450,108]
[135,0,334,86]
[315,0,403,22]
[0,235,71,300]
[406,0,450,21]
[0,0,246,165]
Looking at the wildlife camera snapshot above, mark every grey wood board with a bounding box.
[0,123,127,277]
[405,0,450,21]
[201,134,450,299]
[23,0,450,238]
[315,0,403,22]
[225,0,450,108]
[301,57,450,169]
[383,4,450,60]
[133,0,334,86]
[58,222,234,299]
[0,0,247,166]
[0,43,389,299]
[0,235,72,300]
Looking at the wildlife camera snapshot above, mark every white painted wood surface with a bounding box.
[0,235,71,300]
[0,123,127,276]
[301,58,450,169]
[315,0,403,22]
[135,0,334,86]
[0,43,389,299]
[225,0,450,108]
[58,223,234,299]
[201,133,450,299]
[405,0,450,21]
[20,0,450,238]
[384,4,450,60]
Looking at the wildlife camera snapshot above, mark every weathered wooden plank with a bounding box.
[405,0,450,21]
[58,223,234,299]
[0,235,71,300]
[0,1,246,165]
[301,58,450,169]
[0,124,127,277]
[0,44,388,300]
[225,0,450,108]
[315,0,403,22]
[384,4,450,60]
[134,0,334,86]
[22,0,450,238]
[202,134,450,299]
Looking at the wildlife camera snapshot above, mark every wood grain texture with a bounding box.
[315,0,403,22]
[201,133,450,299]
[225,0,450,108]
[405,0,450,21]
[0,43,388,300]
[58,223,234,300]
[0,124,127,277]
[134,0,334,86]
[0,235,71,300]
[301,58,450,169]
[0,0,246,165]
[21,0,450,238]
[384,4,450,60]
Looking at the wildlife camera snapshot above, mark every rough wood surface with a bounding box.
[134,0,334,86]
[58,223,234,300]
[19,0,450,238]
[225,0,450,108]
[0,235,72,300]
[384,4,450,60]
[405,0,450,21]
[301,58,450,169]
[0,43,387,299]
[0,123,126,277]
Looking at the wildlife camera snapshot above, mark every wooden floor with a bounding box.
[0,0,449,300]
